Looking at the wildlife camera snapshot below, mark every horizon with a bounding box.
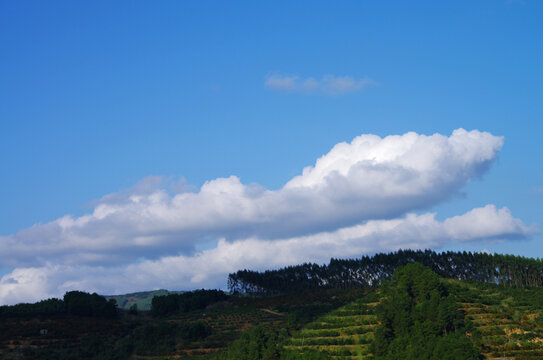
[1,1,542,305]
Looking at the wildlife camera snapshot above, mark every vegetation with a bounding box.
[229,249,543,295]
[63,291,118,318]
[448,280,543,359]
[0,291,117,319]
[5,251,543,359]
[130,321,212,355]
[371,263,481,360]
[284,289,379,358]
[215,325,330,360]
[104,289,185,310]
[151,289,228,316]
[0,298,66,318]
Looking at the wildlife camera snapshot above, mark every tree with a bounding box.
[372,263,482,360]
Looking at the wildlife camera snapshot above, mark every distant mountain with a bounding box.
[103,289,185,310]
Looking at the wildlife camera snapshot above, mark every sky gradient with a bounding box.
[1,1,542,304]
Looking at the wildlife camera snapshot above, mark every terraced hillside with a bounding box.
[451,280,543,360]
[7,267,543,359]
[282,280,543,360]
[286,291,379,359]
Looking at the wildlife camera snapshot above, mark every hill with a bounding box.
[4,250,543,359]
[279,274,543,359]
[103,289,185,310]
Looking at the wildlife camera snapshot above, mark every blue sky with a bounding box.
[1,1,542,303]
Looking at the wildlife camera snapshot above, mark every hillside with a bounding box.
[276,272,543,359]
[103,289,186,310]
[285,290,379,358]
[4,251,543,359]
[0,288,360,360]
[7,281,543,359]
[451,280,543,359]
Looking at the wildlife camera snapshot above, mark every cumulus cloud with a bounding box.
[2,128,530,305]
[265,73,376,95]
[0,204,533,305]
[0,129,505,269]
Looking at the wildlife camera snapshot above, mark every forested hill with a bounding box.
[228,249,543,295]
[103,289,186,310]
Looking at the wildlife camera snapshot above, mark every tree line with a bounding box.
[228,249,543,295]
[0,291,117,318]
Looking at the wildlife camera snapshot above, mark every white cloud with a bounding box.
[265,73,376,95]
[443,205,535,241]
[0,129,504,269]
[2,128,530,305]
[0,204,533,305]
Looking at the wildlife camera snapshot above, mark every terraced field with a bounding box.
[283,281,543,360]
[285,291,379,359]
[454,282,543,360]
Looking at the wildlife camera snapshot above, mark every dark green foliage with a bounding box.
[282,304,337,330]
[229,250,543,295]
[128,303,138,315]
[63,291,118,318]
[151,289,228,316]
[0,292,117,319]
[372,263,482,360]
[220,325,282,360]
[432,333,481,360]
[0,298,65,318]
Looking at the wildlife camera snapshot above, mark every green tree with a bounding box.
[372,263,482,360]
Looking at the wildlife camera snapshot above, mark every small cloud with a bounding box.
[265,73,377,95]
[534,186,543,195]
[265,74,300,91]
